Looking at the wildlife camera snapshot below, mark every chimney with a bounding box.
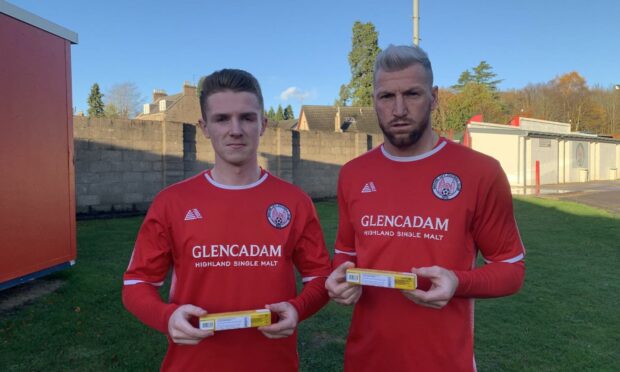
[153,89,167,102]
[183,81,196,96]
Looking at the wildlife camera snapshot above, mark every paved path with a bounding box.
[513,180,620,215]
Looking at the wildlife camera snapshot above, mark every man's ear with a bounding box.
[198,118,210,139]
[431,86,439,111]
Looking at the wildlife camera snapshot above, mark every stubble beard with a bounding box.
[379,115,431,149]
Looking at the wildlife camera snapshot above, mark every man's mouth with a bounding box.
[391,121,412,130]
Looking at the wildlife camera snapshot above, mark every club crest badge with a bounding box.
[432,173,462,200]
[267,203,291,229]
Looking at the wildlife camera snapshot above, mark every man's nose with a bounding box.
[229,118,243,136]
[393,94,408,117]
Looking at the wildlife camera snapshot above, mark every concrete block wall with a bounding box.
[259,128,294,183]
[162,121,185,186]
[74,117,167,214]
[184,123,214,179]
[190,126,297,183]
[294,131,377,198]
[74,117,378,215]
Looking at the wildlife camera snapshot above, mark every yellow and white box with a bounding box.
[199,309,271,331]
[346,268,417,290]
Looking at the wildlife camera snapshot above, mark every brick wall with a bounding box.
[73,117,378,215]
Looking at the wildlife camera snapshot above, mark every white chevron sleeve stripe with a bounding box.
[123,279,164,286]
[334,249,357,256]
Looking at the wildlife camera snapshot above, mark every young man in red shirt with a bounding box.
[326,45,526,371]
[123,69,331,371]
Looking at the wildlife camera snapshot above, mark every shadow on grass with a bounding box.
[475,197,619,372]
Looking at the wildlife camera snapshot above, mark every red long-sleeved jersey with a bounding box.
[334,138,525,372]
[123,170,331,371]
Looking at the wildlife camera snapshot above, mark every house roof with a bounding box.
[268,119,297,130]
[338,106,380,134]
[137,93,183,118]
[158,93,181,103]
[300,106,337,132]
[300,105,381,134]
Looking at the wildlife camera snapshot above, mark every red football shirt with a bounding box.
[334,138,525,372]
[123,170,331,372]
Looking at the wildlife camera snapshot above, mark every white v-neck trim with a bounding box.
[380,139,447,162]
[204,171,268,190]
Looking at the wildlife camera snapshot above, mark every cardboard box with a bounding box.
[346,268,417,290]
[199,309,271,331]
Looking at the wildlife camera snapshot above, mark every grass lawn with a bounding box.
[1,197,619,371]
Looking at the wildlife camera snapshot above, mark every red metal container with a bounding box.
[0,3,78,290]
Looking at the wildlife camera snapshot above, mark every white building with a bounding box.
[465,117,620,186]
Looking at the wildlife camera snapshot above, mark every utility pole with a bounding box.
[413,0,420,46]
[613,84,620,135]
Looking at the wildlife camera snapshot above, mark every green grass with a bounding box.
[1,198,619,371]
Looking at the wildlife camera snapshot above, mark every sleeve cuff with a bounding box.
[160,303,181,334]
[453,270,470,297]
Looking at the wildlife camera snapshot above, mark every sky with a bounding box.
[6,0,620,117]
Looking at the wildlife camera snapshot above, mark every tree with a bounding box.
[498,74,605,133]
[104,82,142,119]
[550,72,596,131]
[346,21,381,106]
[266,107,276,120]
[452,61,502,92]
[591,86,620,135]
[472,61,502,91]
[443,61,506,128]
[275,105,284,121]
[335,84,351,106]
[438,67,613,134]
[444,83,506,130]
[451,71,473,92]
[432,89,456,131]
[104,103,120,119]
[87,83,105,117]
[283,105,295,120]
[515,83,558,121]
